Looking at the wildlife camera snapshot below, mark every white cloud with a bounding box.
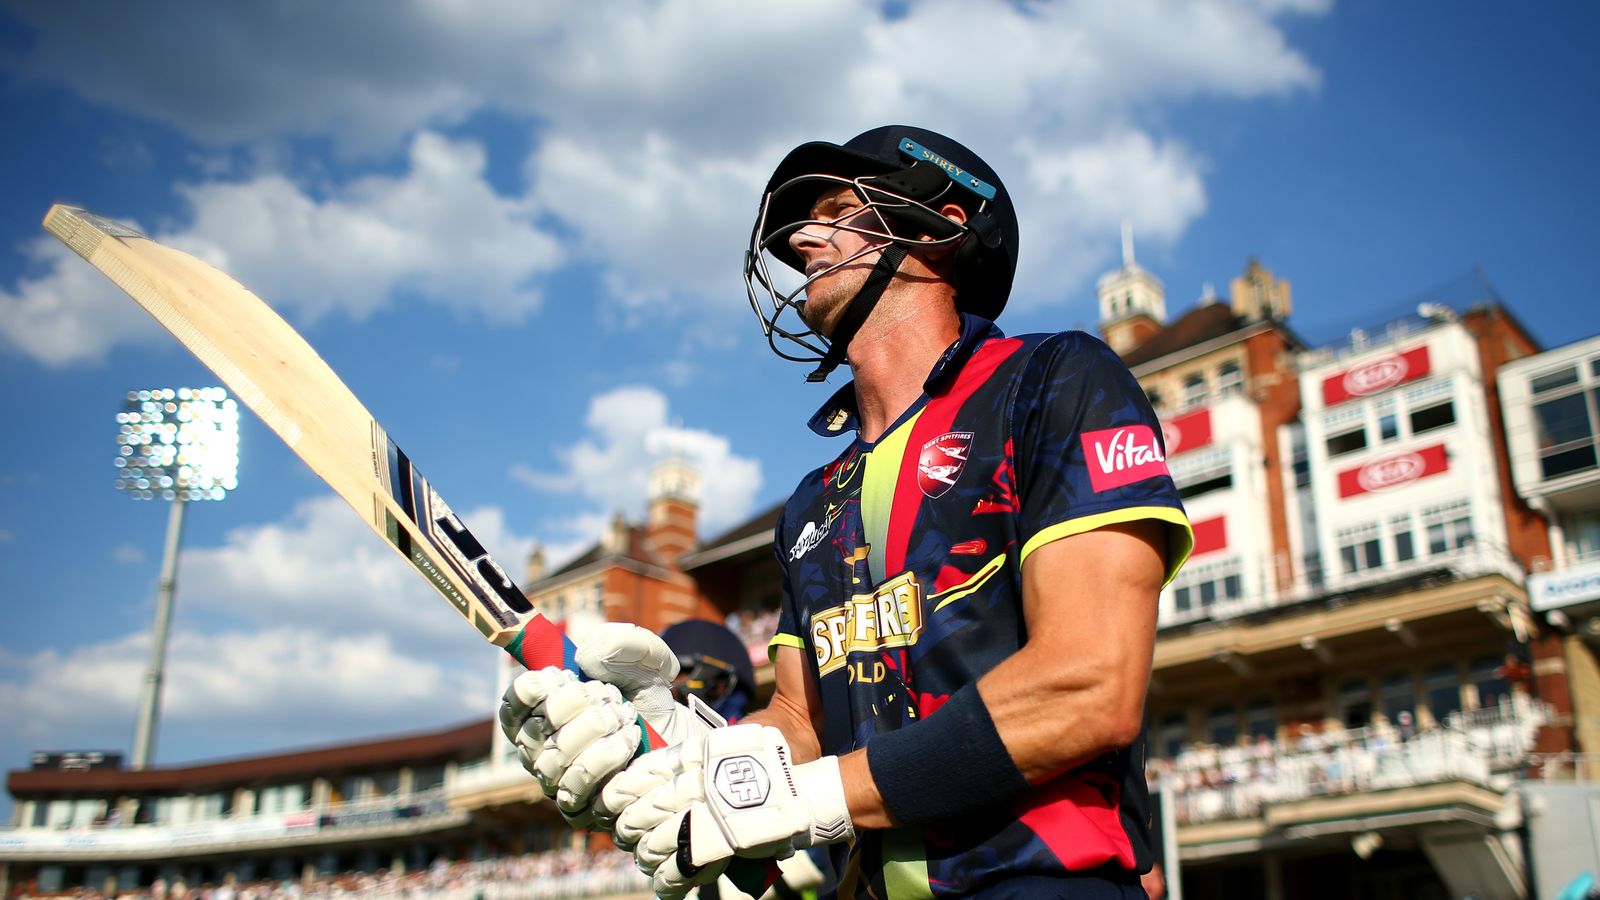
[0,235,167,368]
[1,132,561,366]
[0,491,528,760]
[180,493,536,648]
[3,0,1328,359]
[512,385,762,556]
[0,627,490,758]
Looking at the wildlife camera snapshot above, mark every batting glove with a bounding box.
[626,724,854,900]
[499,668,641,828]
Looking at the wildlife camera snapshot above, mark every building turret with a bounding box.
[1098,222,1168,354]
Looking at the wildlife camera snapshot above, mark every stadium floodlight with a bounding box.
[116,387,241,770]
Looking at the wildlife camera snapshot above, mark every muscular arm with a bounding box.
[835,519,1168,829]
[742,644,824,765]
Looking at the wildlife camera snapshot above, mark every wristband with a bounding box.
[866,682,1029,827]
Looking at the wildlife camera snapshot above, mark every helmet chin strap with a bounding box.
[804,244,908,383]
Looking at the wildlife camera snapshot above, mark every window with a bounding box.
[1410,401,1455,434]
[1157,713,1188,759]
[1145,388,1163,408]
[1245,698,1276,741]
[1534,393,1592,448]
[1531,365,1579,394]
[1337,524,1383,574]
[1183,373,1207,408]
[1533,389,1599,479]
[1218,362,1243,397]
[1207,704,1239,746]
[1224,573,1242,600]
[1327,428,1367,457]
[1199,580,1218,607]
[1391,514,1416,563]
[1173,586,1192,613]
[1470,656,1511,709]
[1178,472,1232,500]
[1424,664,1461,722]
[1379,412,1399,442]
[1379,671,1415,724]
[1339,679,1372,728]
[1427,517,1473,554]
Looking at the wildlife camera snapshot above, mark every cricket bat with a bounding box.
[43,204,665,750]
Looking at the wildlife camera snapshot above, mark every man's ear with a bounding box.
[918,202,969,247]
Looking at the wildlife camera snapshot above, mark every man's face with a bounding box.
[787,184,888,337]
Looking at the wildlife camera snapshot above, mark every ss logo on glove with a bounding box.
[714,756,770,808]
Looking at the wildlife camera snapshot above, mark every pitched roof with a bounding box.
[7,719,492,797]
[1119,301,1248,368]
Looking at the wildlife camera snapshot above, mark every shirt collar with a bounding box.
[806,313,1003,437]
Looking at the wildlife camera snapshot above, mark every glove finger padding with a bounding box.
[648,808,731,900]
[596,743,687,843]
[531,681,638,800]
[613,757,704,854]
[498,667,577,748]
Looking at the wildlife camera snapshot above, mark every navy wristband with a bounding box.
[866,682,1030,827]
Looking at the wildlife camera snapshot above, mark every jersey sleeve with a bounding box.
[768,523,808,663]
[1010,332,1193,585]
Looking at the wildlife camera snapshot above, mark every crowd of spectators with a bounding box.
[10,849,651,900]
[1147,708,1522,825]
[727,608,780,664]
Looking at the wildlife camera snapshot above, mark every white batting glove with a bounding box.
[576,623,723,746]
[499,624,725,832]
[629,724,854,900]
[498,668,640,828]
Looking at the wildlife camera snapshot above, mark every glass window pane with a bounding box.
[1224,574,1242,599]
[1362,539,1382,569]
[1395,530,1415,562]
[1174,586,1192,612]
[1207,705,1238,746]
[1410,401,1456,434]
[1380,413,1399,442]
[1340,544,1359,574]
[1199,581,1218,606]
[1428,523,1447,554]
[1542,444,1598,479]
[1534,394,1594,448]
[1327,428,1368,457]
[1531,366,1579,394]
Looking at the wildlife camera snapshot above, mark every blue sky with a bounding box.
[1,0,1597,808]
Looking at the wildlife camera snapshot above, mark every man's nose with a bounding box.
[788,223,831,257]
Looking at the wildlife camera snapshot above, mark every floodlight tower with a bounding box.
[115,387,240,769]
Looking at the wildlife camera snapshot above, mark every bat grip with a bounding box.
[504,618,668,751]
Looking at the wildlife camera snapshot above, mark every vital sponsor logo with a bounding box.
[918,431,974,498]
[1323,346,1431,406]
[811,572,925,677]
[1083,425,1169,492]
[1343,356,1409,397]
[1356,452,1425,492]
[713,756,770,809]
[1337,444,1449,498]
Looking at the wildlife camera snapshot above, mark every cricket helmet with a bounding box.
[743,125,1019,379]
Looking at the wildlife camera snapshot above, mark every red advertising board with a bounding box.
[1322,345,1431,406]
[1190,515,1228,556]
[1161,407,1213,456]
[1337,444,1449,498]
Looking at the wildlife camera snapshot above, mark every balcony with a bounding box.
[1151,696,1549,830]
[0,789,467,861]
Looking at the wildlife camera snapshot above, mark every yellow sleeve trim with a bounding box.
[767,632,806,665]
[1019,505,1194,589]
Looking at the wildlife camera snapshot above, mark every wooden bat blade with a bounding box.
[42,204,577,676]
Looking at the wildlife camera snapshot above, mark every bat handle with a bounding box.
[504,617,668,751]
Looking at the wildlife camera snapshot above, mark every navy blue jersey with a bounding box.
[770,316,1192,898]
